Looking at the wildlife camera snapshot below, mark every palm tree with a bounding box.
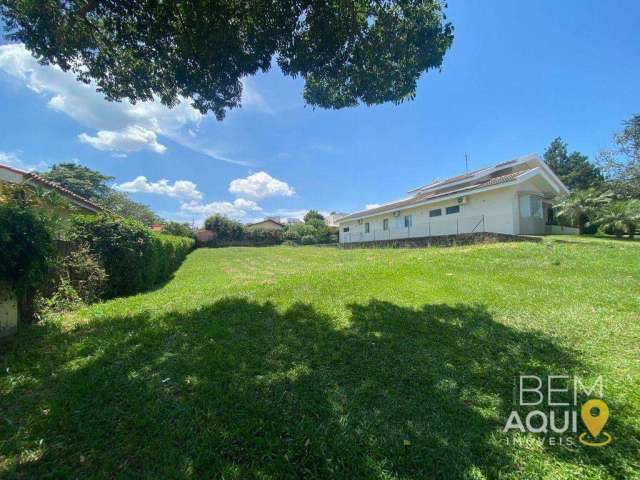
[553,189,610,234]
[593,202,628,237]
[623,200,640,238]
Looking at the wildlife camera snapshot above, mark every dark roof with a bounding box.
[341,169,533,221]
[0,163,105,213]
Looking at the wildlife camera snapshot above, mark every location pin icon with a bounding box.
[581,399,609,437]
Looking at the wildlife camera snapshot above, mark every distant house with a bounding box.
[338,154,571,244]
[0,163,104,214]
[149,224,165,232]
[286,218,302,225]
[195,229,214,246]
[325,212,347,228]
[245,218,285,232]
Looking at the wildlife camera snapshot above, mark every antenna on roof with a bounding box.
[465,152,470,172]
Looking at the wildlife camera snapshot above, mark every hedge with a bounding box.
[0,204,55,296]
[71,215,194,297]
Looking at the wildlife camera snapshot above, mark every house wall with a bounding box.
[245,221,283,232]
[339,186,520,244]
[515,178,548,235]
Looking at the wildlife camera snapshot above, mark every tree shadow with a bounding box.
[1,298,636,478]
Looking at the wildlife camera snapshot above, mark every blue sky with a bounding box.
[1,0,638,225]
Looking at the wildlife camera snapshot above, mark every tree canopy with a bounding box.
[39,163,160,225]
[0,0,454,120]
[598,114,640,199]
[543,138,603,191]
[41,163,114,201]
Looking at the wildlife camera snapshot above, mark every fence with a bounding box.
[340,215,485,244]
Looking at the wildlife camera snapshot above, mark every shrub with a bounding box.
[71,215,194,297]
[0,203,54,297]
[57,244,107,304]
[284,229,301,243]
[163,221,196,238]
[301,235,316,245]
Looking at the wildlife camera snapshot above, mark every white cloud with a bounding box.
[180,197,262,221]
[241,78,272,114]
[0,43,201,155]
[232,198,262,211]
[0,151,47,172]
[228,171,295,199]
[365,204,381,210]
[78,126,167,154]
[115,176,202,200]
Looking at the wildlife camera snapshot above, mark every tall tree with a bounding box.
[103,191,161,226]
[40,163,161,225]
[0,1,454,120]
[598,114,640,199]
[543,138,603,191]
[40,163,113,201]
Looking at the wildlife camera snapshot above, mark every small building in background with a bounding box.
[245,218,285,232]
[149,224,165,232]
[325,212,347,228]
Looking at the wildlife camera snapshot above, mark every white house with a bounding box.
[338,154,572,244]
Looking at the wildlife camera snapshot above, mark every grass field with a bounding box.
[1,239,639,479]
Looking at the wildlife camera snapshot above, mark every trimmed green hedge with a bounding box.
[71,215,194,297]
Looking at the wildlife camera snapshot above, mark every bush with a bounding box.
[0,203,54,296]
[301,235,316,245]
[71,215,194,297]
[57,244,107,304]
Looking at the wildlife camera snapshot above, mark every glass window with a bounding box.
[530,196,543,219]
[343,227,349,233]
[446,205,460,215]
[383,218,389,231]
[364,222,370,233]
[519,195,543,219]
[404,215,413,227]
[429,208,442,217]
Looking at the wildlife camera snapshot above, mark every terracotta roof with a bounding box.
[341,168,533,221]
[0,163,105,213]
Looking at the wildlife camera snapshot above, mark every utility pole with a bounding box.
[465,152,470,172]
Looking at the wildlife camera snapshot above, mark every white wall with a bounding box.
[339,186,520,243]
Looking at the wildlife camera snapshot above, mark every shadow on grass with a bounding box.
[1,299,636,478]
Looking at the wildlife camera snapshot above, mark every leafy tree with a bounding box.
[38,163,161,225]
[553,189,610,234]
[543,138,603,191]
[204,214,244,241]
[598,114,640,199]
[40,163,113,201]
[303,210,325,224]
[102,191,161,226]
[163,221,195,238]
[0,0,454,119]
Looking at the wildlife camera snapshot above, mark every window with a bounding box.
[446,205,460,215]
[404,215,413,227]
[519,195,543,219]
[429,208,442,217]
[364,222,370,233]
[383,218,389,231]
[343,227,349,233]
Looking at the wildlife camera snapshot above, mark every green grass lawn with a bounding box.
[1,240,639,479]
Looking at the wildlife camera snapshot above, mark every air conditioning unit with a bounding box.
[392,211,401,217]
[457,196,468,205]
